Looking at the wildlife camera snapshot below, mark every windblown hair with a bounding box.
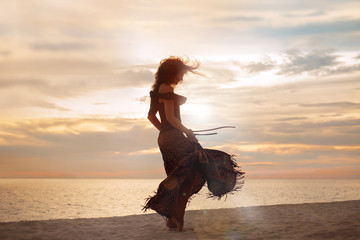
[151,56,200,93]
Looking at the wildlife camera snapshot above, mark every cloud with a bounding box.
[299,102,360,108]
[33,101,70,111]
[278,48,339,75]
[295,155,360,166]
[222,143,360,156]
[283,10,325,18]
[276,118,360,130]
[30,42,92,51]
[1,0,359,179]
[115,68,154,87]
[0,117,164,177]
[187,61,239,87]
[195,73,359,146]
[246,166,360,179]
[0,67,153,98]
[1,169,165,179]
[1,0,359,60]
[239,55,276,74]
[243,162,281,166]
[295,19,360,35]
[192,49,360,82]
[215,16,263,23]
[325,63,360,75]
[0,91,71,112]
[137,96,149,103]
[1,111,359,179]
[0,78,47,88]
[27,99,70,112]
[258,19,360,37]
[0,50,11,56]
[319,113,342,118]
[276,117,308,121]
[0,59,114,76]
[262,118,360,146]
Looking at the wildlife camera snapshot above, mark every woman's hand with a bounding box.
[185,129,198,143]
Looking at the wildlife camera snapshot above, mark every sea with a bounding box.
[0,178,359,223]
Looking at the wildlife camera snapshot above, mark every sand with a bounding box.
[0,200,359,240]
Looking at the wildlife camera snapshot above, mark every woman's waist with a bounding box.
[159,126,180,134]
[158,128,187,142]
[159,121,178,132]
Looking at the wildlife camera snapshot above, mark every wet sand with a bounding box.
[1,200,359,240]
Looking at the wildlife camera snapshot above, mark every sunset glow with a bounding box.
[0,0,359,179]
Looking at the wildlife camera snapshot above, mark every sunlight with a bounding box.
[182,103,212,124]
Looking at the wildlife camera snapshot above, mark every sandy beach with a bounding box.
[1,200,359,240]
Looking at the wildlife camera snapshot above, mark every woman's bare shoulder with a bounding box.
[158,84,174,93]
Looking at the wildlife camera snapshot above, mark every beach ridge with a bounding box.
[1,200,359,240]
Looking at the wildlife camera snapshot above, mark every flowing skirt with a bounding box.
[143,129,244,218]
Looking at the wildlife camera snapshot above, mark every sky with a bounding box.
[0,0,359,179]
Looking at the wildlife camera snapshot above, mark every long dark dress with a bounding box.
[143,91,244,219]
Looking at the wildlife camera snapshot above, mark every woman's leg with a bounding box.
[166,218,177,228]
[169,169,194,231]
[168,184,183,231]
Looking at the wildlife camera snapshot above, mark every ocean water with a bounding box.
[0,178,359,222]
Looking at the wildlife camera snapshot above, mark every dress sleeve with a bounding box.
[158,92,187,105]
[157,92,176,100]
[148,91,158,115]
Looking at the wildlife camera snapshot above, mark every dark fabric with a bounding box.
[148,91,159,115]
[143,91,244,218]
[143,128,244,218]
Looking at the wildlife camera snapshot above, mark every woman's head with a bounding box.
[152,56,200,92]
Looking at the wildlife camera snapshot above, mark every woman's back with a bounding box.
[156,84,185,132]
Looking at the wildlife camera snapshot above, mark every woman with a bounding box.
[143,56,244,231]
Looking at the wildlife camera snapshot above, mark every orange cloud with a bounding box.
[244,166,360,179]
[212,143,360,156]
[243,162,281,166]
[2,169,165,179]
[295,155,360,165]
[4,171,75,178]
[128,147,160,156]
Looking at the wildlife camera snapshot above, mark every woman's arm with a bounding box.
[148,113,162,131]
[163,99,197,142]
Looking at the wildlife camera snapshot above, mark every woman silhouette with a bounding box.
[143,56,244,231]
